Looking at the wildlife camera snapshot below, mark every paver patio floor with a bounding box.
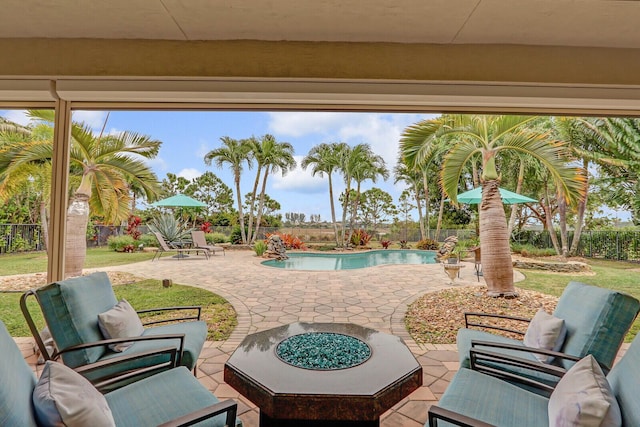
[19,249,516,426]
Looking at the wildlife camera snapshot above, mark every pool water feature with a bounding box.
[261,249,437,270]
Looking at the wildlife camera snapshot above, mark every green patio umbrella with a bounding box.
[150,193,206,208]
[456,187,537,205]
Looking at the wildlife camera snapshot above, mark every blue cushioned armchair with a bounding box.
[0,319,241,427]
[427,331,640,426]
[21,272,208,389]
[456,282,639,392]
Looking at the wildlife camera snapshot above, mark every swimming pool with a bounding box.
[261,250,437,270]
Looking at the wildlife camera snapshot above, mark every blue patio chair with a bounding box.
[456,281,639,393]
[0,319,240,427]
[21,272,207,389]
[427,330,640,426]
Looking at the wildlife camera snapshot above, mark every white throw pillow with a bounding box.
[548,355,621,427]
[97,299,144,352]
[523,308,567,363]
[32,361,116,427]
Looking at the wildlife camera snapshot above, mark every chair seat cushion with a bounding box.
[106,367,239,427]
[435,368,549,427]
[100,320,207,371]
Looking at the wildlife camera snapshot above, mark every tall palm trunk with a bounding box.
[507,160,525,237]
[435,190,445,242]
[40,201,49,255]
[64,192,90,278]
[328,173,340,246]
[422,171,430,239]
[340,184,351,248]
[480,180,515,297]
[569,160,589,255]
[252,165,270,243]
[557,190,568,257]
[414,182,425,240]
[247,166,262,244]
[234,170,247,244]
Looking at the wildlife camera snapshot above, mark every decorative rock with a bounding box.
[437,235,458,262]
[265,234,288,260]
[512,259,592,273]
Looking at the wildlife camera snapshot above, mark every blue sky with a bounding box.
[1,109,430,221]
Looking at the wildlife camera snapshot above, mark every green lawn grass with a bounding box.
[517,259,640,341]
[0,279,236,341]
[0,247,156,276]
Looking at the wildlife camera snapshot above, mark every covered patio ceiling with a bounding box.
[0,0,639,113]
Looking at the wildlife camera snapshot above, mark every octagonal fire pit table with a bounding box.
[224,322,422,427]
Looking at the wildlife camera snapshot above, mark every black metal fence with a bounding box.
[512,230,640,262]
[0,224,45,254]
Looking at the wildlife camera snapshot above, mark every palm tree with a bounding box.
[401,115,585,296]
[204,136,253,244]
[0,110,162,277]
[252,137,296,243]
[301,142,349,246]
[344,145,389,244]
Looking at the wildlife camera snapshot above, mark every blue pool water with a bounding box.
[261,250,437,270]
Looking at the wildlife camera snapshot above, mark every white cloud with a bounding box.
[196,141,212,159]
[271,155,328,193]
[267,112,356,137]
[72,111,109,130]
[177,168,202,181]
[146,156,168,172]
[2,110,31,126]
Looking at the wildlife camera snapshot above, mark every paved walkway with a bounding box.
[20,250,518,426]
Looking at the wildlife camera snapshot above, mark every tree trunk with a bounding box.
[340,183,351,248]
[247,166,262,245]
[64,193,90,278]
[346,181,362,246]
[557,190,568,257]
[422,171,430,239]
[328,173,340,247]
[252,166,270,243]
[234,171,247,244]
[435,190,445,242]
[40,201,49,255]
[541,196,561,254]
[569,160,589,255]
[507,160,525,237]
[480,180,516,297]
[414,182,425,240]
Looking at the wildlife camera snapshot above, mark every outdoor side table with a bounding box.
[224,322,422,427]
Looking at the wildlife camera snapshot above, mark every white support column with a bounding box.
[47,85,71,282]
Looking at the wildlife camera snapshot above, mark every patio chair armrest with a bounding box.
[469,346,567,394]
[55,334,186,365]
[74,346,179,392]
[470,340,582,365]
[157,399,238,427]
[428,405,495,427]
[137,305,202,322]
[464,312,530,335]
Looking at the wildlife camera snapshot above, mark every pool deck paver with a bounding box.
[19,249,610,426]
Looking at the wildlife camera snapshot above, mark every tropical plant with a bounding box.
[381,239,392,249]
[253,240,268,256]
[349,229,372,247]
[126,215,142,240]
[301,142,349,246]
[0,110,162,277]
[205,232,227,244]
[107,235,136,252]
[266,232,306,250]
[148,214,191,243]
[204,137,252,244]
[401,115,586,296]
[415,238,439,250]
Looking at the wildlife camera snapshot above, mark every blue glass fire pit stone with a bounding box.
[276,332,371,370]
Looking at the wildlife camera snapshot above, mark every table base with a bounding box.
[260,412,379,427]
